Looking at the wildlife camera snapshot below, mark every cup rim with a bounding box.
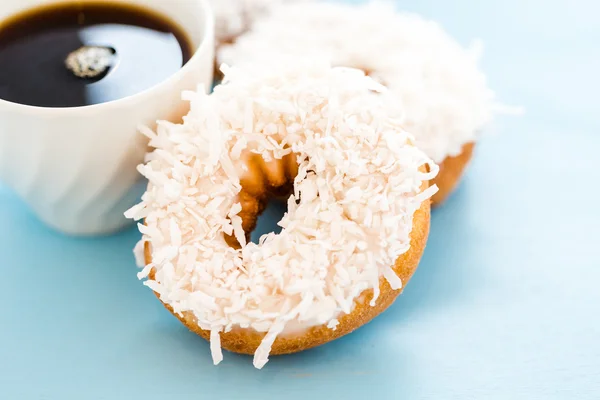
[0,0,214,115]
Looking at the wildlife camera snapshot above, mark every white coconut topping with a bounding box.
[210,0,311,45]
[219,1,505,163]
[126,60,438,369]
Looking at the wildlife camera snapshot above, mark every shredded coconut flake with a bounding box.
[219,1,507,163]
[327,319,339,330]
[210,330,224,365]
[127,60,437,369]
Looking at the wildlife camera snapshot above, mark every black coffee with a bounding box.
[0,2,193,107]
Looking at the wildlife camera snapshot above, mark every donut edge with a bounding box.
[431,142,475,207]
[144,198,431,357]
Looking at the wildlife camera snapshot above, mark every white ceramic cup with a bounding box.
[0,0,214,235]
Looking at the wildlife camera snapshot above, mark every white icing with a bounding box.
[126,60,437,368]
[219,1,503,163]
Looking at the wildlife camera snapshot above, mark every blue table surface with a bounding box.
[1,0,599,399]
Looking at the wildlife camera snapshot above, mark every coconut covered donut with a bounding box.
[219,1,507,205]
[126,61,438,369]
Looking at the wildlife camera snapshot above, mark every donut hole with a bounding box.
[224,152,299,248]
[250,199,287,243]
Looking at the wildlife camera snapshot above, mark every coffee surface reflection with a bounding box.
[0,1,192,108]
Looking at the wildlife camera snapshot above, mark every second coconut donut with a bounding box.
[219,1,505,205]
